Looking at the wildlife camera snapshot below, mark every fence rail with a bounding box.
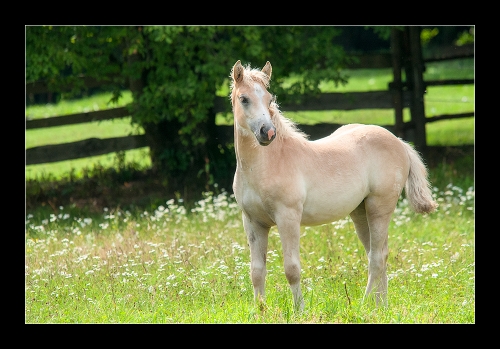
[26,107,131,130]
[26,42,474,166]
[26,135,149,165]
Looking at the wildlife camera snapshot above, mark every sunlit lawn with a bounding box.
[25,184,474,323]
[25,59,474,181]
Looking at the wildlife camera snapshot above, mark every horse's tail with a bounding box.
[402,141,438,214]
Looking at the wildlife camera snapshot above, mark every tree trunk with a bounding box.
[203,105,236,191]
[143,109,235,193]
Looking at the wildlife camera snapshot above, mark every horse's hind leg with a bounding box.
[242,212,270,309]
[365,195,394,306]
[355,196,394,306]
[350,201,371,254]
[350,202,384,304]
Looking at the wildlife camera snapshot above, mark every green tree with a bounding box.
[26,26,351,191]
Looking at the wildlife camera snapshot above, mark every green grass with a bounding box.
[25,90,134,120]
[25,186,474,323]
[26,91,151,180]
[25,59,474,181]
[25,148,152,183]
[25,117,142,148]
[426,118,474,146]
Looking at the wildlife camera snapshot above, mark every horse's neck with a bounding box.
[234,127,270,170]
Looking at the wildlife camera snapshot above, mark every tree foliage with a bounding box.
[26,26,130,98]
[26,26,352,191]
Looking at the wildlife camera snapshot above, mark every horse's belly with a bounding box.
[300,195,363,226]
[235,169,368,227]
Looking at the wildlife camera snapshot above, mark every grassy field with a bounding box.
[25,58,474,323]
[25,58,474,181]
[25,185,474,323]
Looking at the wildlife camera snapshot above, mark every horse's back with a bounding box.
[316,124,406,160]
[331,123,365,136]
[330,123,393,140]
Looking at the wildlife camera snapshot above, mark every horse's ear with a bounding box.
[262,61,272,79]
[232,60,244,83]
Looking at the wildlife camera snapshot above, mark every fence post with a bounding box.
[390,27,405,139]
[407,26,428,157]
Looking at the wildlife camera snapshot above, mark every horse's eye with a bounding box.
[240,96,249,104]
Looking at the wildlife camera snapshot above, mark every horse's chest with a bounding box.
[239,183,267,213]
[234,173,276,225]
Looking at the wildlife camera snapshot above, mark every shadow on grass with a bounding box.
[26,145,474,214]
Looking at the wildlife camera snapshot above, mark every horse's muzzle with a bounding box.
[257,124,276,146]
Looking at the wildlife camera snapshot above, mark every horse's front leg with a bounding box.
[242,212,270,309]
[276,213,304,312]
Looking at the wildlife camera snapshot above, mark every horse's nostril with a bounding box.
[267,128,275,140]
[260,125,275,141]
[260,125,266,136]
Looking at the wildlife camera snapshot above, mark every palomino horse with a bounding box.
[230,60,437,311]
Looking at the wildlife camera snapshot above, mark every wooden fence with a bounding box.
[26,30,473,166]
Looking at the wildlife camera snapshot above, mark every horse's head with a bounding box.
[231,60,277,146]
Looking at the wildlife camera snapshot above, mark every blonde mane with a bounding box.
[230,63,308,142]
